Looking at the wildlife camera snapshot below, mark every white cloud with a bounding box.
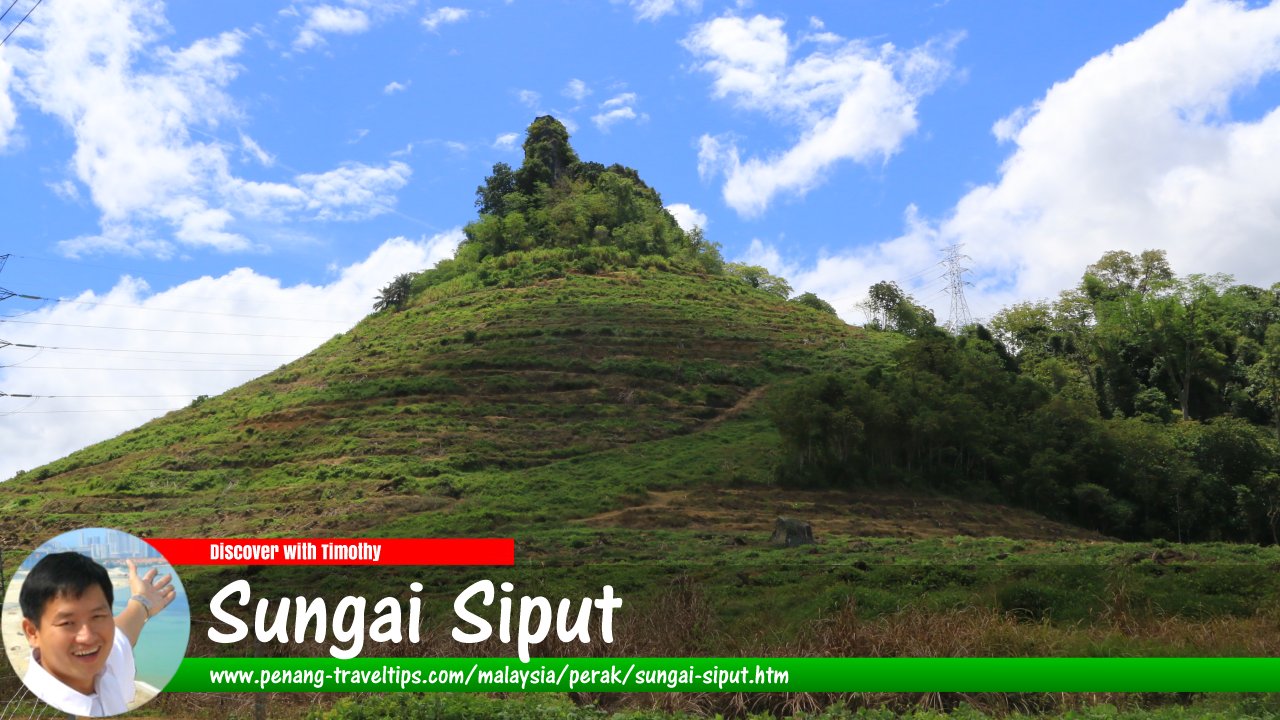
[422,6,469,31]
[592,107,637,131]
[47,179,81,202]
[239,132,275,166]
[592,92,647,131]
[516,89,541,108]
[732,205,944,324]
[0,54,18,151]
[383,80,409,94]
[7,0,414,257]
[928,0,1280,317]
[665,203,707,233]
[990,104,1033,144]
[684,14,957,216]
[627,0,701,22]
[562,78,591,102]
[601,92,637,109]
[294,161,412,221]
[294,5,371,50]
[493,132,519,150]
[0,231,465,482]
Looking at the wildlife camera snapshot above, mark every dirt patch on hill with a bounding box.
[578,486,1106,541]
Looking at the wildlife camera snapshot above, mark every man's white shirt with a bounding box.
[23,629,136,717]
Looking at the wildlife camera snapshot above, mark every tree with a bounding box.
[725,263,792,298]
[856,281,937,336]
[1126,274,1234,420]
[475,162,516,216]
[1247,323,1280,441]
[515,116,580,193]
[373,273,415,312]
[857,280,905,329]
[1083,249,1173,300]
[792,292,837,315]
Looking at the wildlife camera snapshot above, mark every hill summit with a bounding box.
[373,115,728,314]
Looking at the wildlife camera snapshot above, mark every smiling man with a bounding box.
[18,552,176,717]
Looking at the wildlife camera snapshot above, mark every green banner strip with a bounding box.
[168,657,1280,693]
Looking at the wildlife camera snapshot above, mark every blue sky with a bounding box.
[2,0,1279,478]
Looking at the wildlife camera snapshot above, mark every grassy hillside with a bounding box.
[0,269,904,543]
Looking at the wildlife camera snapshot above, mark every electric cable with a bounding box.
[1,287,348,323]
[0,317,330,339]
[0,0,42,47]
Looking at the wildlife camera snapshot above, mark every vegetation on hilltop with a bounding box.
[369,116,730,307]
[374,116,807,313]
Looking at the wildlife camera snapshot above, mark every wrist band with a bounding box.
[130,594,154,619]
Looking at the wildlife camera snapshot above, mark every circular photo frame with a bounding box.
[3,528,190,717]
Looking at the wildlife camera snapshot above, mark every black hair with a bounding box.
[19,552,114,625]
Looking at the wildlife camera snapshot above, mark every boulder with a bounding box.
[770,517,815,547]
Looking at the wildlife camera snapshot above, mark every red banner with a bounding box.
[145,538,514,566]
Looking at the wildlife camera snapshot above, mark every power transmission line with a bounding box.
[0,287,39,302]
[0,0,41,47]
[893,261,946,286]
[4,255,381,314]
[3,349,276,369]
[0,338,296,357]
[5,365,274,371]
[0,0,21,25]
[0,286,348,323]
[2,391,202,398]
[3,407,185,414]
[0,317,331,339]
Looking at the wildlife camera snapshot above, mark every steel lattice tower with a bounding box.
[943,243,973,333]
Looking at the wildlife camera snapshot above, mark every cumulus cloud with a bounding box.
[0,230,464,482]
[665,203,707,233]
[684,14,957,216]
[422,7,469,31]
[294,5,371,50]
[592,92,647,131]
[627,0,701,22]
[493,132,519,150]
[383,80,409,94]
[6,0,413,257]
[929,0,1280,317]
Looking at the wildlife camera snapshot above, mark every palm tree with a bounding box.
[373,273,415,312]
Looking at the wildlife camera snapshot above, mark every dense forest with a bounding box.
[379,115,1280,545]
[776,253,1280,544]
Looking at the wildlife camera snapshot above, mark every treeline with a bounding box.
[774,251,1280,543]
